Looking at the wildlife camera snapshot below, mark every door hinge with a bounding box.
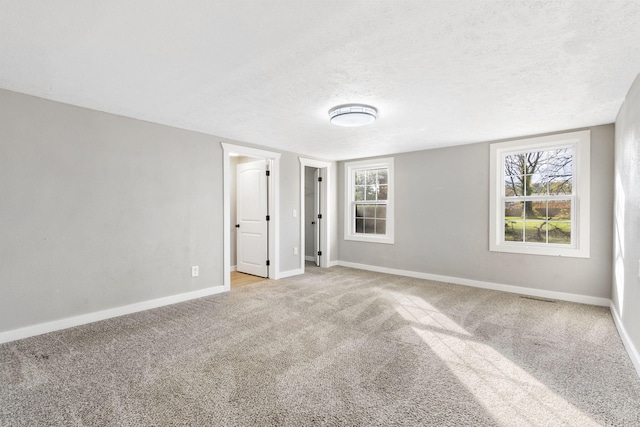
[317,214,322,219]
[317,176,323,182]
[317,251,322,256]
[266,260,270,266]
[266,170,270,176]
[266,215,270,221]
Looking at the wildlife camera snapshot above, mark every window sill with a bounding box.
[345,233,395,244]
[490,242,589,258]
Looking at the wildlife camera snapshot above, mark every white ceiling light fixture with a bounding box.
[329,104,377,127]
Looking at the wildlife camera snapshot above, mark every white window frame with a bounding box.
[344,157,394,244]
[490,130,590,258]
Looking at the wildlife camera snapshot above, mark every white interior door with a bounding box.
[314,169,321,266]
[236,159,268,277]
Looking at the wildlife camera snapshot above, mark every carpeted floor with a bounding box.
[1,265,639,426]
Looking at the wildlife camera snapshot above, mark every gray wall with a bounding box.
[279,152,303,272]
[0,89,328,333]
[612,74,640,356]
[0,89,223,332]
[338,124,614,298]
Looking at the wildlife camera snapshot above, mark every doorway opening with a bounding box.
[235,157,269,277]
[222,143,281,291]
[299,158,331,271]
[304,166,321,266]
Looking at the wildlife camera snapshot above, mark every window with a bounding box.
[490,130,590,257]
[345,158,394,244]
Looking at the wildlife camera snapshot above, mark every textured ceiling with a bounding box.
[1,1,640,160]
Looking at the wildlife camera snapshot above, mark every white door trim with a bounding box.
[299,158,331,270]
[222,143,281,290]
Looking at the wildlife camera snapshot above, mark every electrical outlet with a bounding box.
[294,247,298,255]
[191,266,199,277]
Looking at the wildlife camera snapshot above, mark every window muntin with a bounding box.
[490,130,590,258]
[345,158,394,244]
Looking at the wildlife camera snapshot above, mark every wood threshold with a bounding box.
[231,271,268,287]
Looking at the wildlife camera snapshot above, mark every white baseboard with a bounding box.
[336,261,611,307]
[276,269,304,279]
[230,265,237,272]
[327,260,340,267]
[610,302,640,377]
[305,256,315,262]
[0,285,226,345]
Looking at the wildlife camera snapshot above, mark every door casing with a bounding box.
[222,143,281,291]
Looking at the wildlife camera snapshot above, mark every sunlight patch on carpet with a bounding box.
[391,293,600,426]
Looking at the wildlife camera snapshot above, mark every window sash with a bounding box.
[500,195,575,247]
[352,200,388,235]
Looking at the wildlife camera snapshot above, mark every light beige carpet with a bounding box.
[1,265,639,426]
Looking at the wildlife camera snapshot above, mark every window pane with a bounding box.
[549,200,571,220]
[548,221,571,244]
[364,205,376,218]
[505,201,523,218]
[355,171,366,185]
[529,174,547,195]
[545,148,573,176]
[377,169,388,185]
[504,176,524,196]
[548,176,572,195]
[504,154,525,176]
[365,185,377,201]
[524,152,544,175]
[530,201,548,220]
[355,218,364,233]
[535,151,552,175]
[378,184,388,200]
[524,219,546,243]
[365,170,376,185]
[505,220,523,241]
[355,185,365,201]
[364,219,375,233]
[376,220,386,234]
[355,204,365,218]
[523,201,546,220]
[376,205,387,219]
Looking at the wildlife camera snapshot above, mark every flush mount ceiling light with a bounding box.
[328,104,377,127]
